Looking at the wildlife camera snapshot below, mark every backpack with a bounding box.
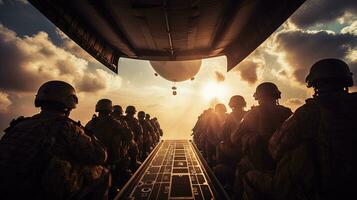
[314,95,357,198]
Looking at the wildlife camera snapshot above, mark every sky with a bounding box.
[0,0,356,139]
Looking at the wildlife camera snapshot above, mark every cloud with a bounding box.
[285,98,304,106]
[275,29,357,83]
[0,92,11,113]
[235,60,261,84]
[0,24,121,93]
[284,98,305,111]
[290,0,357,28]
[214,71,225,82]
[341,21,357,35]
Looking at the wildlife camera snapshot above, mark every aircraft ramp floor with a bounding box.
[115,140,229,200]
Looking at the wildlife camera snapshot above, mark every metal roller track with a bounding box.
[115,140,229,200]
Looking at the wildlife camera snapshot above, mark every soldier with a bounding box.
[124,106,143,171]
[0,80,109,200]
[145,114,158,146]
[205,103,229,167]
[192,109,211,152]
[231,82,292,199]
[214,95,247,195]
[195,108,214,158]
[152,117,163,143]
[85,99,133,193]
[137,111,154,160]
[269,59,357,200]
[111,105,124,121]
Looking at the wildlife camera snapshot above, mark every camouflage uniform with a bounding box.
[205,104,229,167]
[268,59,357,200]
[268,93,357,200]
[0,112,108,200]
[138,112,154,160]
[231,105,292,199]
[192,114,204,148]
[214,109,246,194]
[196,109,214,158]
[85,114,132,190]
[231,82,292,200]
[148,118,159,145]
[124,115,143,171]
[153,118,163,139]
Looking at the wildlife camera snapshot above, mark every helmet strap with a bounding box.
[314,87,348,97]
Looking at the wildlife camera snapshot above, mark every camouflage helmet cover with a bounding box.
[138,111,145,118]
[215,103,227,113]
[229,95,246,108]
[305,58,353,88]
[125,105,136,114]
[113,105,123,113]
[35,80,78,109]
[95,99,112,112]
[253,82,281,100]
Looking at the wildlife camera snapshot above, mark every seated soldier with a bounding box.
[196,108,214,159]
[269,59,357,200]
[152,117,163,140]
[85,99,133,194]
[0,81,109,200]
[138,111,154,160]
[231,82,292,200]
[205,104,229,167]
[124,106,143,171]
[145,113,157,148]
[111,105,125,121]
[192,111,207,149]
[214,95,247,195]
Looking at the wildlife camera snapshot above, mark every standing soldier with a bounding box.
[0,81,109,200]
[269,59,357,200]
[231,82,292,199]
[124,106,142,171]
[214,95,247,195]
[85,99,133,194]
[138,111,154,160]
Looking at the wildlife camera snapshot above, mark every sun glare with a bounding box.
[201,82,228,102]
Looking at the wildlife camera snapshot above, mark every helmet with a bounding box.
[113,105,123,114]
[305,58,353,88]
[229,95,246,108]
[35,80,78,109]
[125,105,136,114]
[253,82,281,100]
[138,111,145,119]
[95,99,112,112]
[215,103,227,113]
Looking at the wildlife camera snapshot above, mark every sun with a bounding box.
[201,82,228,102]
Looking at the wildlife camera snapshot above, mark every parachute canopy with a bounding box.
[150,60,201,82]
